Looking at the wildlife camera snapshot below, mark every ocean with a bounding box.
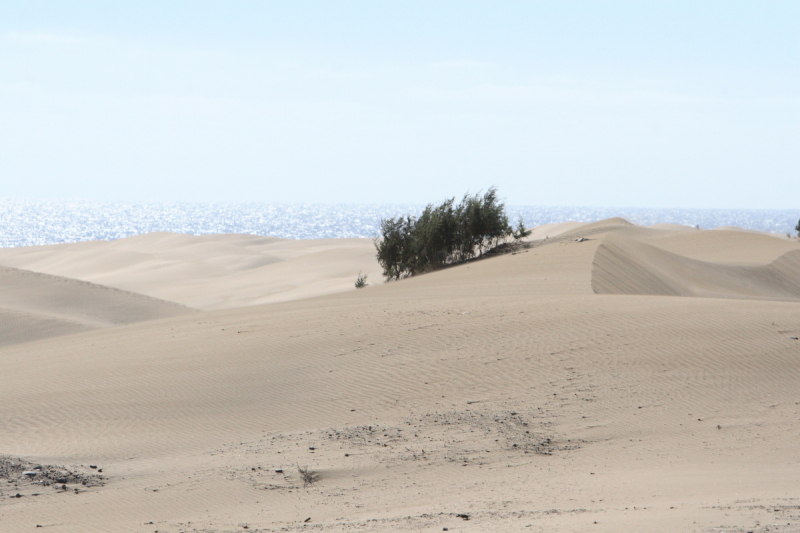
[1,199,797,248]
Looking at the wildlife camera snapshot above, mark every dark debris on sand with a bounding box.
[0,455,104,498]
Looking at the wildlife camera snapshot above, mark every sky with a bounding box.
[0,1,798,208]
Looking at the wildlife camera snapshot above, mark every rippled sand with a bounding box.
[1,220,798,532]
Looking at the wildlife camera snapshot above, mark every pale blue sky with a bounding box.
[1,1,798,207]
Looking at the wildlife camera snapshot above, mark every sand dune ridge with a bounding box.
[592,231,800,300]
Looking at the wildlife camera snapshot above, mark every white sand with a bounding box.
[0,221,799,532]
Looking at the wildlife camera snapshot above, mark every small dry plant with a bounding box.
[297,464,319,487]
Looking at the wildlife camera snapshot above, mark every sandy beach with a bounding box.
[1,219,799,532]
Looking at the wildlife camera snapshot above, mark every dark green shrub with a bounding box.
[456,187,512,256]
[413,198,459,270]
[374,215,415,280]
[354,271,368,288]
[375,187,518,280]
[512,215,532,240]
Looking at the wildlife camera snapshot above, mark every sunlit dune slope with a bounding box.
[2,229,606,461]
[1,219,799,532]
[524,220,587,240]
[647,228,796,264]
[0,232,382,310]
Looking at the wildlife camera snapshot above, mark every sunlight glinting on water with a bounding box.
[1,200,797,248]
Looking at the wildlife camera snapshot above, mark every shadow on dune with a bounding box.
[0,265,193,347]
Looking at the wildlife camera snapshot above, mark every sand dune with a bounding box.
[524,220,587,240]
[591,223,800,300]
[593,234,800,300]
[0,308,94,349]
[0,233,382,310]
[1,221,799,532]
[648,228,797,264]
[0,265,192,346]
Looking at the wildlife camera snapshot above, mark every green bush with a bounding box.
[375,187,524,280]
[512,215,532,240]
